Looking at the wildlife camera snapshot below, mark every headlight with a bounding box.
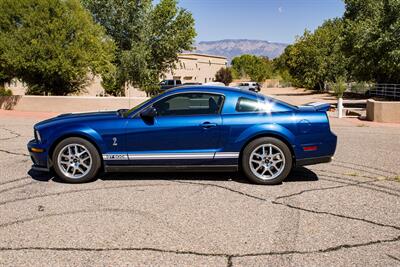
[35,129,42,142]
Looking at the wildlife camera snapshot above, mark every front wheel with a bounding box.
[242,137,292,185]
[52,137,101,183]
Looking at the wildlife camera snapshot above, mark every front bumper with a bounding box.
[27,139,50,172]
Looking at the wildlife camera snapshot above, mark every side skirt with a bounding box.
[105,165,238,173]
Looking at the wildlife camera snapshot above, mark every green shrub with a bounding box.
[215,67,233,85]
[350,82,369,94]
[331,77,347,98]
[0,87,12,96]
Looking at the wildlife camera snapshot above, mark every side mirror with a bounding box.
[140,106,157,119]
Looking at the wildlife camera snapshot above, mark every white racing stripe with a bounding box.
[102,152,239,160]
[128,153,214,160]
[214,152,240,159]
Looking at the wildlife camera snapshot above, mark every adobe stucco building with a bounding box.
[6,53,227,97]
[163,53,227,84]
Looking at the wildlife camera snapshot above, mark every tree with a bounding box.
[276,19,348,90]
[82,0,196,96]
[0,0,115,95]
[231,55,273,82]
[342,0,400,83]
[215,67,233,85]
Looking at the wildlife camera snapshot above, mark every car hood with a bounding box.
[34,110,121,129]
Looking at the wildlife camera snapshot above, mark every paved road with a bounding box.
[0,113,399,266]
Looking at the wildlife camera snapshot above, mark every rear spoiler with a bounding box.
[303,102,331,112]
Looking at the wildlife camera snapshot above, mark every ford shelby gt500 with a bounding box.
[28,86,337,185]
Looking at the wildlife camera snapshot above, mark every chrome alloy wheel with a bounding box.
[57,144,92,179]
[249,144,286,180]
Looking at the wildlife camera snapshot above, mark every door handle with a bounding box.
[200,122,217,129]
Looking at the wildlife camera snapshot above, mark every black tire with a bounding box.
[52,137,101,183]
[241,137,292,185]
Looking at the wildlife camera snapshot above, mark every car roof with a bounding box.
[165,85,261,98]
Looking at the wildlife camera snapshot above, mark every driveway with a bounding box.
[0,107,399,266]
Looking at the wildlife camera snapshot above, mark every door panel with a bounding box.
[125,115,222,165]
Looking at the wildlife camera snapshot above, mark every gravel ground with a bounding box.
[0,103,399,266]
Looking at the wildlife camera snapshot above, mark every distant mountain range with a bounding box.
[194,39,288,64]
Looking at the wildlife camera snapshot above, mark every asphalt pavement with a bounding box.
[0,112,399,266]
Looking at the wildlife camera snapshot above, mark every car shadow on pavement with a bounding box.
[28,167,318,185]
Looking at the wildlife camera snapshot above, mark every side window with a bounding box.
[236,97,261,112]
[167,80,174,85]
[176,80,182,85]
[153,93,224,116]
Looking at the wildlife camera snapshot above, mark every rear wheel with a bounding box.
[52,137,100,183]
[242,137,292,185]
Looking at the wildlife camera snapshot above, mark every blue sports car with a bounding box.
[27,86,337,185]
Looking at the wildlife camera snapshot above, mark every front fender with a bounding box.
[46,124,106,154]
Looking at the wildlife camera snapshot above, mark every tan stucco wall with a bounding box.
[164,53,228,83]
[5,77,147,98]
[366,99,400,123]
[0,95,148,113]
[6,53,227,96]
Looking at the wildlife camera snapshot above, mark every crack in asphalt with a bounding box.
[171,180,271,202]
[315,168,400,188]
[0,149,29,157]
[314,168,380,180]
[331,162,396,178]
[318,175,400,197]
[0,127,21,141]
[170,180,400,231]
[275,179,376,200]
[321,174,400,197]
[271,201,400,231]
[0,176,30,186]
[0,183,188,207]
[0,234,399,259]
[387,254,400,263]
[0,208,186,238]
[0,181,35,194]
[0,169,397,263]
[334,160,398,176]
[227,255,233,267]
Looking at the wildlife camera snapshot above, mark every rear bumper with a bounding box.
[296,156,333,166]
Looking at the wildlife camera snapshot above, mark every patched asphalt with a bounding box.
[0,114,399,266]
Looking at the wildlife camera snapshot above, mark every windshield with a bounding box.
[124,95,159,116]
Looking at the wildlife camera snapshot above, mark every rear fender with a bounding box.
[235,124,299,156]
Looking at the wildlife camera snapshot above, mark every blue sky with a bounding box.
[175,0,345,44]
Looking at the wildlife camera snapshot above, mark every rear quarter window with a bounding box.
[235,96,297,113]
[235,97,260,112]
